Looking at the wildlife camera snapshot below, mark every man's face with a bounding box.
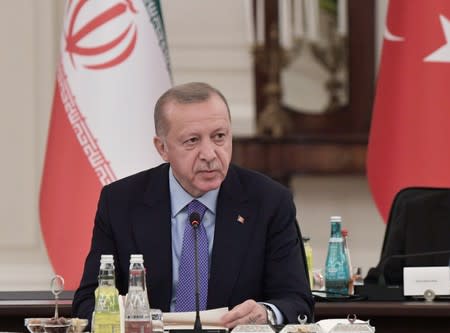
[154,94,232,197]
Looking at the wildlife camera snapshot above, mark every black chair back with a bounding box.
[366,187,450,285]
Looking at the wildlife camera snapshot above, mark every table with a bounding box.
[1,292,449,332]
[315,301,450,333]
[0,291,73,332]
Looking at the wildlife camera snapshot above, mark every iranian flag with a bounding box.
[367,0,450,222]
[40,0,171,289]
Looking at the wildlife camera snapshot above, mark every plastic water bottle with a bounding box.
[93,254,120,333]
[324,216,350,296]
[341,228,354,294]
[302,237,313,287]
[124,254,152,333]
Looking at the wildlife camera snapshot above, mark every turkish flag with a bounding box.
[367,0,450,222]
[40,0,171,289]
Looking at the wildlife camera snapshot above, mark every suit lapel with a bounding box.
[208,166,254,308]
[131,164,173,311]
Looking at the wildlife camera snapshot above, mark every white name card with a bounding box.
[403,266,450,296]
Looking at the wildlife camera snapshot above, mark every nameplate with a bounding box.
[403,266,450,296]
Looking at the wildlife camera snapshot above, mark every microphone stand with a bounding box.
[378,250,450,285]
[172,212,225,333]
[192,223,203,333]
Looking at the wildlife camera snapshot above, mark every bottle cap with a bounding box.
[130,254,144,264]
[341,228,348,237]
[100,254,114,264]
[330,216,342,222]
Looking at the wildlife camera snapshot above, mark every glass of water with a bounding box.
[150,309,163,333]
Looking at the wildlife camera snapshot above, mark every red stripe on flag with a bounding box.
[40,74,102,290]
[367,0,450,222]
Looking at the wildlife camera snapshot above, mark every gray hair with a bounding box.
[154,82,230,136]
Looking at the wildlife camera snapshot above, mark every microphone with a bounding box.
[188,212,203,333]
[190,212,201,228]
[356,250,450,301]
[377,250,450,286]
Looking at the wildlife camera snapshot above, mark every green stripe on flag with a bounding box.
[144,0,172,80]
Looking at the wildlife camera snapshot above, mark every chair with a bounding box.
[366,187,450,285]
[380,187,434,256]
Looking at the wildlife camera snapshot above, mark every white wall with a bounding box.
[376,0,389,68]
[0,0,388,291]
[0,0,58,290]
[162,0,256,135]
[293,176,385,277]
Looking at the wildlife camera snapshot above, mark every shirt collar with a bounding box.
[169,166,219,218]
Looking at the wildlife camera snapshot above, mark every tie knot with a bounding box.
[187,199,207,221]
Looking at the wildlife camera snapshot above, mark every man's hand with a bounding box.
[220,299,267,329]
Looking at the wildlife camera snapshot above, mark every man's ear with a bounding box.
[153,136,169,162]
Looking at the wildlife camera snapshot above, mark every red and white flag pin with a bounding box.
[237,215,245,224]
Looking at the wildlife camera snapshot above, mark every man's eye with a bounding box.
[214,133,226,140]
[184,137,198,144]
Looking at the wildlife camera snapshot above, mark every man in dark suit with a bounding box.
[376,188,450,285]
[72,82,314,328]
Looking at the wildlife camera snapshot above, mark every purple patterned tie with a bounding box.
[175,200,209,311]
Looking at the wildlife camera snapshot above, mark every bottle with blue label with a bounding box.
[324,216,350,296]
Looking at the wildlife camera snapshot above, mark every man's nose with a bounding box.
[199,139,216,160]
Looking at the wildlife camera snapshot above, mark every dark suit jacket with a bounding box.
[378,189,450,285]
[72,163,314,324]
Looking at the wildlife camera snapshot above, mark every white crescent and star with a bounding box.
[384,13,450,63]
[424,15,450,63]
[384,26,405,42]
